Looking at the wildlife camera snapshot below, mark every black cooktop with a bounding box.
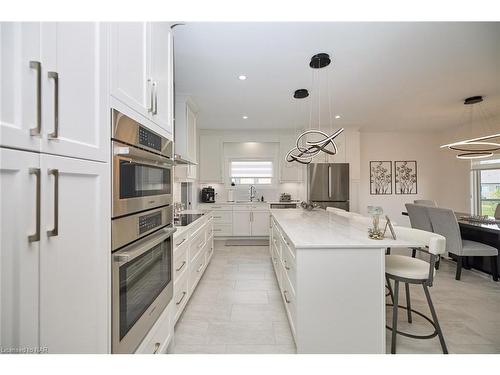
[174,213,205,227]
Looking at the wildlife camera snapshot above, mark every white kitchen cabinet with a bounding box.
[251,211,270,236]
[0,22,42,152]
[0,148,40,350]
[40,22,109,162]
[175,96,198,163]
[199,133,223,182]
[1,22,108,162]
[0,150,109,353]
[110,22,174,138]
[232,211,252,236]
[38,154,109,353]
[150,22,174,135]
[110,22,151,120]
[174,164,197,181]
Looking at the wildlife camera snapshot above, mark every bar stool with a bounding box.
[406,203,439,266]
[385,226,448,354]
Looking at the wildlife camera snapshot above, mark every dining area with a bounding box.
[403,201,499,282]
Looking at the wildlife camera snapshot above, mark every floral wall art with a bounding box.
[395,160,417,194]
[369,161,392,195]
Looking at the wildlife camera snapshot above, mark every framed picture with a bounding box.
[369,161,392,195]
[395,160,417,194]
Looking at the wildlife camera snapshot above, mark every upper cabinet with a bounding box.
[175,95,198,163]
[110,22,174,138]
[0,22,109,162]
[279,134,304,182]
[199,133,223,183]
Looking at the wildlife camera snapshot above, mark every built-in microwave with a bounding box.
[112,110,173,218]
[112,225,176,354]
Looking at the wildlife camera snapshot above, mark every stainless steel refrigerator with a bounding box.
[307,163,350,211]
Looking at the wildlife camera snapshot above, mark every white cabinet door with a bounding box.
[280,135,303,182]
[251,211,270,236]
[199,134,223,182]
[40,22,109,162]
[110,22,151,120]
[150,22,173,136]
[186,103,197,162]
[39,154,109,353]
[0,148,40,350]
[232,211,251,236]
[0,22,42,152]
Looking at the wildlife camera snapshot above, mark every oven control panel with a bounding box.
[138,126,162,152]
[139,211,163,234]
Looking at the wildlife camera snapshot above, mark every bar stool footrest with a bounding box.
[386,303,438,340]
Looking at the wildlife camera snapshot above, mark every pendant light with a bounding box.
[441,96,500,160]
[286,53,344,165]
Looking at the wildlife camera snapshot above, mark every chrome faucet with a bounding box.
[249,185,256,202]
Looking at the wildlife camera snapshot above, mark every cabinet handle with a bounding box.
[213,216,221,219]
[152,81,158,115]
[175,238,186,247]
[47,72,59,139]
[153,342,161,354]
[283,290,291,304]
[197,262,205,272]
[175,261,186,272]
[284,259,290,270]
[47,169,59,237]
[176,291,187,305]
[28,168,41,243]
[147,78,154,113]
[29,61,42,136]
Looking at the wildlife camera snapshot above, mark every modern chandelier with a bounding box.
[441,96,500,160]
[286,53,345,165]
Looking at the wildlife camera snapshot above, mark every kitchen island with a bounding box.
[269,209,425,354]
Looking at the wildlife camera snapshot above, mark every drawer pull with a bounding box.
[175,261,186,272]
[175,238,186,247]
[197,262,205,272]
[153,342,161,354]
[283,290,291,304]
[213,216,222,219]
[284,260,290,270]
[213,229,222,232]
[176,291,187,305]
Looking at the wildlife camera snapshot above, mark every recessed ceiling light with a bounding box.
[335,115,341,119]
[238,75,247,80]
[242,116,248,119]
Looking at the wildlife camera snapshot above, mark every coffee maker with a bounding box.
[201,186,216,203]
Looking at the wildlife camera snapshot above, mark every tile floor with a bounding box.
[171,240,500,354]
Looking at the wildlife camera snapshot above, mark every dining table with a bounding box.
[402,211,500,279]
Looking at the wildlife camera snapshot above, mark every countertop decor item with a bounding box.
[368,206,384,240]
[300,201,319,211]
[286,53,344,165]
[440,96,500,160]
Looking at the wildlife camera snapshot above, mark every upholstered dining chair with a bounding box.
[414,200,437,206]
[385,226,448,354]
[405,203,436,263]
[426,206,499,281]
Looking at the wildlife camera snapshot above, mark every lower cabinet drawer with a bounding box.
[213,223,232,236]
[135,303,172,354]
[212,210,232,224]
[189,248,207,292]
[190,227,206,262]
[281,272,297,338]
[206,236,214,263]
[281,244,296,292]
[173,271,189,325]
[173,243,189,283]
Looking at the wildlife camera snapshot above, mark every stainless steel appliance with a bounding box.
[174,212,205,227]
[270,202,299,209]
[307,163,349,210]
[280,193,292,202]
[112,110,173,218]
[112,225,176,354]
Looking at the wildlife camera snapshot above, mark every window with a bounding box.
[230,160,273,185]
[479,169,500,216]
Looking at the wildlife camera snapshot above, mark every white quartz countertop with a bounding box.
[270,209,422,249]
[174,209,212,237]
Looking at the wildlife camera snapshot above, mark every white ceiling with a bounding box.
[173,22,500,132]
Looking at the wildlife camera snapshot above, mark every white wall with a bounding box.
[359,129,471,226]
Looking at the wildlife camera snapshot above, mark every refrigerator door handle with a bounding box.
[328,165,332,198]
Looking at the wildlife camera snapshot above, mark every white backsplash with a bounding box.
[198,182,305,203]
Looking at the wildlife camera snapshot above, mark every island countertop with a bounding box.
[270,208,420,249]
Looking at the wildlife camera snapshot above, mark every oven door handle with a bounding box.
[113,140,173,166]
[113,227,177,264]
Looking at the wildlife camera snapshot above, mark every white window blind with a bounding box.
[471,155,500,170]
[230,160,273,185]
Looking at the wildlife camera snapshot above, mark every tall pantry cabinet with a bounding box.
[0,22,110,353]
